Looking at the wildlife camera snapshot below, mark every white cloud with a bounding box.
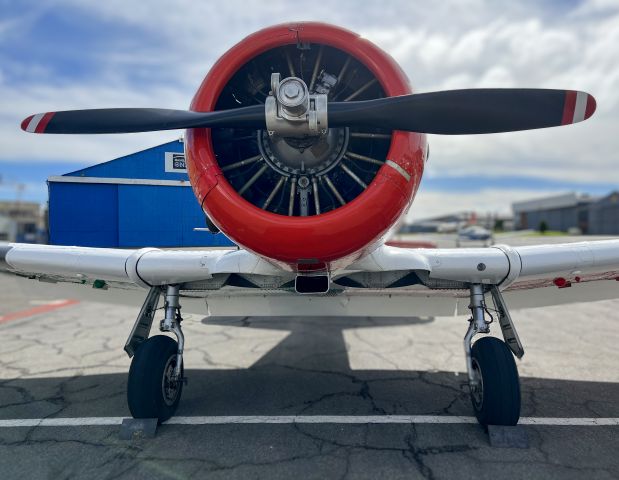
[1,0,618,214]
[0,79,186,164]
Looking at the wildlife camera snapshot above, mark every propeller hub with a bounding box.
[266,73,328,137]
[258,127,349,177]
[279,79,306,110]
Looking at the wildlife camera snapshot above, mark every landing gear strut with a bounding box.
[126,285,186,423]
[464,284,522,426]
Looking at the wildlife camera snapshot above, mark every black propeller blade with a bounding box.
[21,89,595,135]
[21,106,265,134]
[329,89,596,134]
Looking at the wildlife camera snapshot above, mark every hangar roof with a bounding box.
[512,192,595,213]
[54,139,185,182]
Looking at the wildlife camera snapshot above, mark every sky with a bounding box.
[0,0,618,220]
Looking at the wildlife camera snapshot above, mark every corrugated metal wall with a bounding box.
[589,192,619,235]
[117,185,217,247]
[515,193,619,234]
[521,206,579,232]
[49,183,119,247]
[48,140,235,248]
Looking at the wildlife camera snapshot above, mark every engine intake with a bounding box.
[186,22,422,267]
[211,41,393,217]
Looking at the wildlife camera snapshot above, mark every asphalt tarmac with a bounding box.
[1,235,618,479]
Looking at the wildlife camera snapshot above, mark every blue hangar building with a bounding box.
[48,140,234,248]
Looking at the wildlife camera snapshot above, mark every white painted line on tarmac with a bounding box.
[519,417,619,426]
[29,299,73,306]
[0,417,125,427]
[1,416,619,428]
[170,415,479,424]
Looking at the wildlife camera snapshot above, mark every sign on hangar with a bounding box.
[48,140,235,248]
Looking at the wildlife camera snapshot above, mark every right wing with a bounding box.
[0,243,285,291]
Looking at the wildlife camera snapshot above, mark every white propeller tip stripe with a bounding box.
[573,91,589,123]
[24,113,45,133]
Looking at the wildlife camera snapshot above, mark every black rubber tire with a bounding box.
[470,336,521,426]
[127,335,183,423]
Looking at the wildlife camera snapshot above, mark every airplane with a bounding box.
[3,22,618,428]
[457,225,494,247]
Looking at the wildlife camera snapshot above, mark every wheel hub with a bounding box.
[470,358,484,409]
[162,355,181,406]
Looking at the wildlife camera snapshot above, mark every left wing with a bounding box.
[339,239,619,310]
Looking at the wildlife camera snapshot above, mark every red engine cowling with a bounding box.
[185,22,426,270]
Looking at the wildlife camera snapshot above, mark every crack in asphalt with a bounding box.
[1,297,619,478]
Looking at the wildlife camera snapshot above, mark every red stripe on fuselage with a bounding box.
[561,91,577,125]
[35,112,55,133]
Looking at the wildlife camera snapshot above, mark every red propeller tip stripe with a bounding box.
[21,112,55,133]
[20,115,34,131]
[561,91,596,125]
[585,94,596,120]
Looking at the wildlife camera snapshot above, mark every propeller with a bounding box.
[21,88,595,136]
[21,106,265,134]
[330,89,596,134]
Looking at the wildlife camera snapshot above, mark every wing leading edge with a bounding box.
[345,240,619,287]
[0,243,282,289]
[339,239,619,309]
[2,240,618,311]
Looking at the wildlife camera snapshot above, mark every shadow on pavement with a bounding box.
[1,313,617,420]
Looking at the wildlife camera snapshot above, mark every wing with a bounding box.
[2,240,618,316]
[340,239,619,311]
[0,243,288,291]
